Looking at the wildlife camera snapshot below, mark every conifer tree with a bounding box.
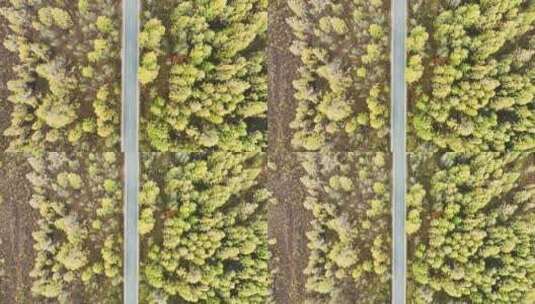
[140,152,272,303]
[140,0,267,151]
[408,152,535,303]
[409,0,535,151]
[288,0,390,151]
[0,0,121,151]
[299,152,391,303]
[27,152,122,302]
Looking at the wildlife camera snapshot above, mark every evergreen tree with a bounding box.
[27,152,122,302]
[409,0,535,151]
[0,0,121,151]
[140,152,272,303]
[140,0,267,151]
[300,152,391,303]
[408,152,535,303]
[288,0,390,151]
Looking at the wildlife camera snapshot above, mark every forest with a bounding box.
[286,0,390,151]
[0,153,123,303]
[0,0,121,151]
[408,0,535,151]
[407,152,535,303]
[139,0,267,152]
[0,0,534,303]
[299,152,391,303]
[139,152,271,303]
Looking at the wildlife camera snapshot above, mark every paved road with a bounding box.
[391,0,408,303]
[122,0,140,303]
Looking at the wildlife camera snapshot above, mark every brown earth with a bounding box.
[267,0,300,153]
[0,0,16,151]
[267,1,311,303]
[0,154,38,303]
[267,152,311,304]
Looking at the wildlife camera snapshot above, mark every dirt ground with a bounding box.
[0,154,38,303]
[267,152,311,304]
[0,1,15,152]
[267,1,311,303]
[267,0,300,153]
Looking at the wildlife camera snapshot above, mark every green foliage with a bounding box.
[406,26,428,84]
[0,0,121,151]
[140,152,271,303]
[140,1,267,151]
[408,152,535,303]
[288,0,390,150]
[409,1,535,151]
[300,152,390,303]
[27,153,122,302]
[139,180,159,236]
[37,7,73,30]
[406,184,425,235]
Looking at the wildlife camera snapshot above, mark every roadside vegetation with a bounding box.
[139,152,272,303]
[0,0,121,151]
[26,152,122,302]
[139,0,267,152]
[299,152,391,303]
[287,0,390,151]
[408,152,535,303]
[408,0,535,151]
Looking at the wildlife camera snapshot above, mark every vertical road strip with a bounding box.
[122,0,140,303]
[391,0,407,303]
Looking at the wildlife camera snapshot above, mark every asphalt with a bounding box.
[121,0,140,303]
[391,0,408,303]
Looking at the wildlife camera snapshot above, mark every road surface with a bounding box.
[122,0,140,303]
[391,0,408,303]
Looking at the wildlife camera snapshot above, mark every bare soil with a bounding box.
[267,2,311,303]
[0,154,38,303]
[267,0,300,153]
[267,152,311,304]
[0,2,16,151]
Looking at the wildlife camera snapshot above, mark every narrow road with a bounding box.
[391,0,408,303]
[122,0,140,303]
